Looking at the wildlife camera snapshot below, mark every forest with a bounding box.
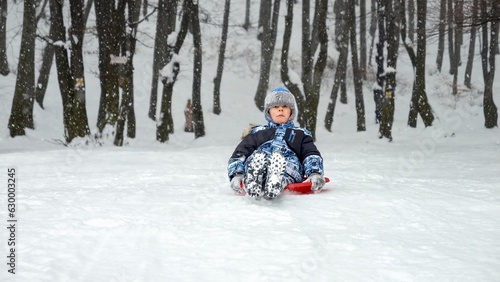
[1,0,498,145]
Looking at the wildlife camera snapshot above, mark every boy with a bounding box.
[227,87,325,199]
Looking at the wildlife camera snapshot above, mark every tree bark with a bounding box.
[374,0,385,124]
[359,0,367,79]
[436,0,446,72]
[213,0,230,115]
[8,0,36,137]
[380,0,400,141]
[115,0,141,146]
[408,0,434,128]
[348,1,366,132]
[464,0,478,89]
[325,0,349,131]
[189,0,205,139]
[148,0,177,120]
[0,0,9,75]
[480,0,498,128]
[254,0,280,111]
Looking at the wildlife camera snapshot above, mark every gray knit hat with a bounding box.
[264,87,297,122]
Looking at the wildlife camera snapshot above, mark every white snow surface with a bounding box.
[1,1,500,281]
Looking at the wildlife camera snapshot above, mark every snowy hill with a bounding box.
[1,1,500,281]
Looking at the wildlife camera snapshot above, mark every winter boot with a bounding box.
[263,151,286,199]
[244,151,268,198]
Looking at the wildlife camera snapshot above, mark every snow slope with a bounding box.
[1,1,500,281]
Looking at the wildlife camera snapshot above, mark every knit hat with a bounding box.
[264,87,297,122]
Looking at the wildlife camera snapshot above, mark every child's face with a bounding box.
[269,105,292,124]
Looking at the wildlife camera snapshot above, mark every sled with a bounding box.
[285,177,330,194]
[239,177,330,195]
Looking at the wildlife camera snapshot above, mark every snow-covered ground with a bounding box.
[1,1,500,281]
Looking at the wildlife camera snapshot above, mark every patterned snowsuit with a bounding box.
[227,121,323,186]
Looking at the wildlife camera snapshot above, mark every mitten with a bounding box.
[230,174,244,194]
[308,173,325,192]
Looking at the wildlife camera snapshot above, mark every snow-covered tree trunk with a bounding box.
[148,0,178,121]
[379,0,401,141]
[374,0,385,124]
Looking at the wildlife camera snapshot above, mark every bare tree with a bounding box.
[452,0,464,96]
[213,0,231,115]
[373,0,385,124]
[8,0,36,137]
[254,0,281,111]
[406,0,434,128]
[36,0,94,109]
[325,0,349,131]
[94,0,120,134]
[436,0,446,72]
[359,0,367,79]
[148,0,177,121]
[464,0,479,88]
[114,0,141,146]
[157,0,205,141]
[0,0,9,75]
[379,0,401,141]
[348,0,366,132]
[479,0,498,128]
[189,0,205,138]
[49,0,91,143]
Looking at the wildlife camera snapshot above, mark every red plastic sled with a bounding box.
[285,177,330,194]
[240,177,330,195]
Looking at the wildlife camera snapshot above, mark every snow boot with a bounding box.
[244,151,268,198]
[263,151,286,199]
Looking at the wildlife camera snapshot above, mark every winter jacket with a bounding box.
[227,121,323,183]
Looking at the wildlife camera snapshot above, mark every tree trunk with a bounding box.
[213,0,230,115]
[379,0,400,141]
[464,0,478,89]
[436,0,446,72]
[95,0,120,134]
[368,0,377,66]
[325,0,349,131]
[407,0,415,42]
[480,0,498,128]
[374,0,385,124]
[408,0,434,128]
[304,0,328,139]
[8,0,36,137]
[189,0,205,139]
[157,62,179,142]
[243,0,250,30]
[148,0,177,120]
[156,0,189,142]
[452,0,464,96]
[115,0,141,146]
[348,1,366,132]
[359,0,367,79]
[254,0,280,111]
[50,0,91,143]
[35,24,55,109]
[447,0,455,75]
[35,0,94,109]
[0,0,9,75]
